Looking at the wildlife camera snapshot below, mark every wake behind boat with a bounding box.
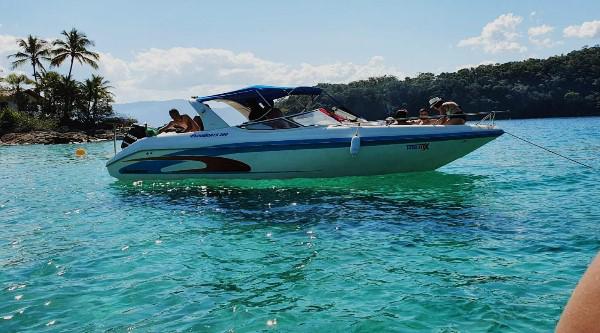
[106,86,503,180]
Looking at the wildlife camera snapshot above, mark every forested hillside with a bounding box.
[316,46,600,120]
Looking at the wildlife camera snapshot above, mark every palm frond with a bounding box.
[10,58,29,69]
[81,56,99,69]
[8,51,29,60]
[81,50,100,60]
[51,53,69,67]
[52,39,68,48]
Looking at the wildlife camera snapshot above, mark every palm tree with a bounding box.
[51,28,100,80]
[4,73,35,110]
[80,74,113,124]
[8,35,52,84]
[38,71,63,117]
[56,75,79,122]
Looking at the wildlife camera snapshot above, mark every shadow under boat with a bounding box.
[108,171,491,226]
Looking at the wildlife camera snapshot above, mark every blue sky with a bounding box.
[1,0,599,102]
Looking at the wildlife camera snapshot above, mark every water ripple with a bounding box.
[1,118,599,332]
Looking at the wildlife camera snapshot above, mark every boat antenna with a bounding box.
[504,131,594,169]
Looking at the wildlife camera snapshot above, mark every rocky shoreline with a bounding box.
[0,130,117,145]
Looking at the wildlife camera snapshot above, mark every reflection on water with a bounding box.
[110,171,487,229]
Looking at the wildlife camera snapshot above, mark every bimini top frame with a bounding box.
[195,85,322,107]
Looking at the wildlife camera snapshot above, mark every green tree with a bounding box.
[78,75,114,125]
[38,71,63,118]
[55,75,79,122]
[51,28,100,80]
[8,35,52,84]
[310,46,600,119]
[4,73,35,111]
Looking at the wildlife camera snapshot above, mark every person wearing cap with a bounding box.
[429,97,466,125]
[429,97,446,124]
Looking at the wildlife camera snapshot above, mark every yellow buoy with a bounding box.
[75,148,86,157]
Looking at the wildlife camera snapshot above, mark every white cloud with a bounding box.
[563,20,600,38]
[0,34,19,75]
[0,33,19,55]
[456,60,497,71]
[527,24,559,48]
[2,34,404,102]
[530,37,561,48]
[99,48,404,102]
[458,13,527,53]
[530,11,537,17]
[528,24,554,37]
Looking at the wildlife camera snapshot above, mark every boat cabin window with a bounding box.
[290,110,341,126]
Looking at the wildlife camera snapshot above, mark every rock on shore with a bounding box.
[0,130,115,145]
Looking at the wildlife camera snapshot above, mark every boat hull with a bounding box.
[106,125,503,180]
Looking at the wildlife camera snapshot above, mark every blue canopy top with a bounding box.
[195,85,322,106]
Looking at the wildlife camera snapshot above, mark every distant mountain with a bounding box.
[113,99,245,127]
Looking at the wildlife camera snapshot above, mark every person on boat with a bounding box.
[429,97,447,124]
[266,107,284,120]
[158,108,200,134]
[193,116,204,131]
[416,108,432,125]
[248,101,269,122]
[265,107,292,128]
[429,97,466,125]
[446,109,467,125]
[393,109,411,125]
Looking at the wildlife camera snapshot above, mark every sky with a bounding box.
[1,0,599,103]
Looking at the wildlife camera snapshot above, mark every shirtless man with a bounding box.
[417,108,432,125]
[429,97,466,125]
[158,109,200,134]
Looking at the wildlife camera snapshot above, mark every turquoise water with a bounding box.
[1,117,599,332]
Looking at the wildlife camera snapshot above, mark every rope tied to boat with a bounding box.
[504,131,594,169]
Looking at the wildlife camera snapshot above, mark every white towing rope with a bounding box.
[504,131,594,169]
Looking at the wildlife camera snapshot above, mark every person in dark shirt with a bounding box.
[394,109,410,125]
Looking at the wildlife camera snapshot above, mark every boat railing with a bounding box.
[474,110,510,127]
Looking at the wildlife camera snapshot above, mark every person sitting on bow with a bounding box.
[429,97,466,125]
[393,109,411,125]
[416,108,432,125]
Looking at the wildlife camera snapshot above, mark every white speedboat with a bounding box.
[106,86,503,180]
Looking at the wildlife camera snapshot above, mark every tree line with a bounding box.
[0,28,115,131]
[313,46,600,120]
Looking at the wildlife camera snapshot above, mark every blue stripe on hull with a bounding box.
[169,129,504,157]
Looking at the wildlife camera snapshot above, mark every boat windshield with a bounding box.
[239,109,340,130]
[290,110,340,126]
[194,85,364,130]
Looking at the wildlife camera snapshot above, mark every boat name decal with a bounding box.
[406,143,430,151]
[190,132,229,138]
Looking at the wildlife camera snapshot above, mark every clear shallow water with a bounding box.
[1,117,599,332]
